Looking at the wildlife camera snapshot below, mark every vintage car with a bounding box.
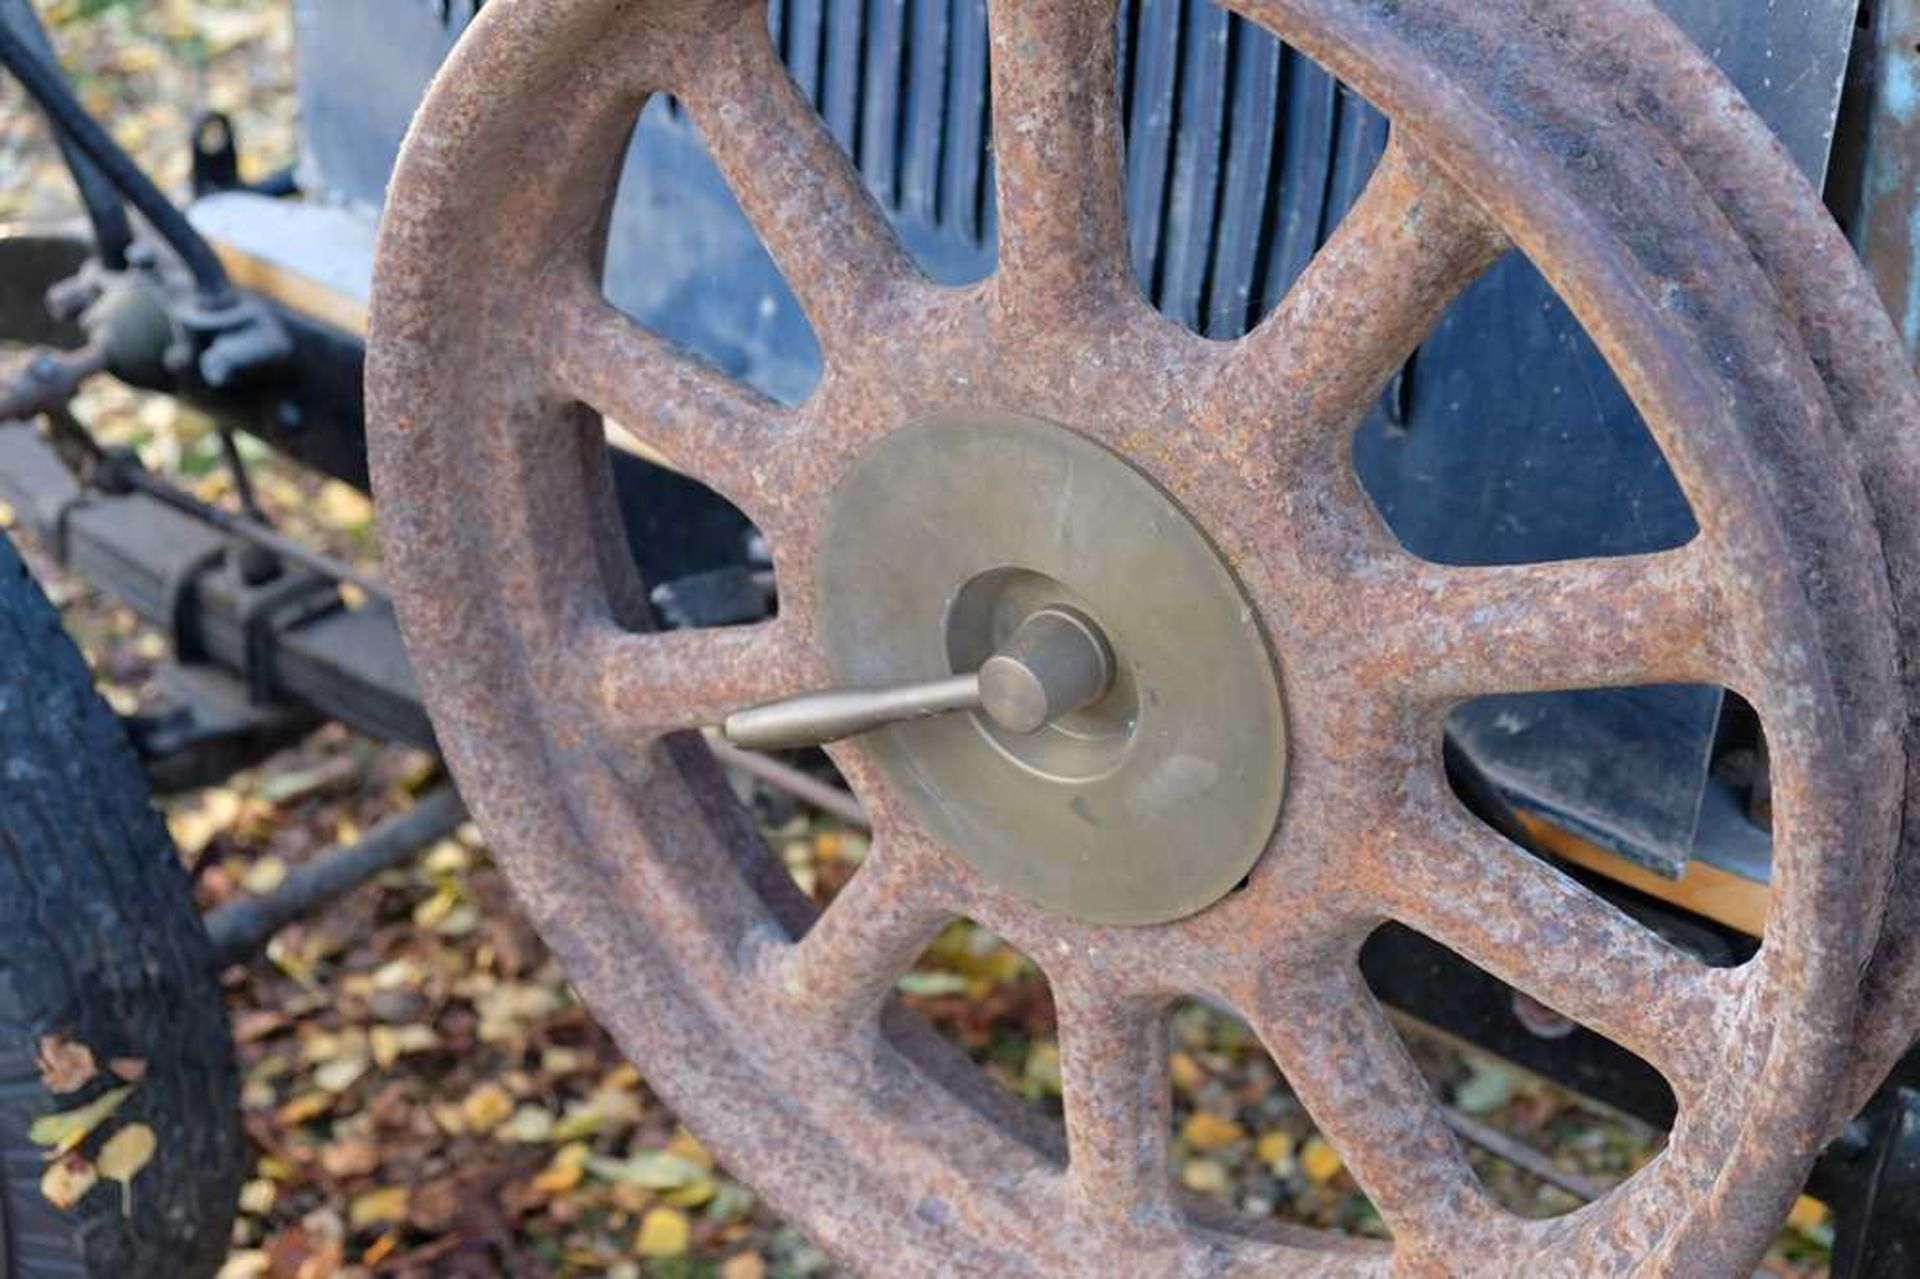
[2,0,1919,1273]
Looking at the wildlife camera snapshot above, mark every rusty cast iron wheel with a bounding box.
[368,0,1911,1273]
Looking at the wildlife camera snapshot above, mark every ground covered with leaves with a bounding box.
[1,2,1836,1275]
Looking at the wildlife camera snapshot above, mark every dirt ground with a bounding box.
[1,2,1835,1275]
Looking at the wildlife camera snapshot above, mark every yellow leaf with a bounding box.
[1168,1052,1205,1093]
[238,1178,276,1215]
[663,1179,717,1209]
[315,481,375,531]
[1180,1112,1246,1152]
[97,1123,156,1218]
[587,1151,710,1190]
[497,1105,556,1144]
[369,1023,438,1070]
[348,1185,411,1229]
[215,1251,271,1279]
[635,1207,691,1258]
[39,1154,97,1209]
[28,1086,133,1156]
[168,788,242,856]
[532,1143,590,1195]
[461,1083,516,1134]
[241,857,288,895]
[1179,1159,1230,1194]
[1787,1194,1830,1233]
[275,1091,334,1126]
[1300,1136,1343,1185]
[313,1054,369,1094]
[1255,1130,1296,1173]
[665,1130,714,1171]
[255,1155,297,1182]
[719,1253,767,1279]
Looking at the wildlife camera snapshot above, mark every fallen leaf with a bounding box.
[362,1231,400,1268]
[97,1123,156,1218]
[1181,1111,1246,1152]
[241,856,288,895]
[1179,1158,1230,1194]
[238,1178,276,1215]
[1787,1195,1830,1233]
[461,1082,515,1134]
[319,1139,381,1179]
[665,1130,714,1170]
[1453,1060,1516,1116]
[586,1151,710,1191]
[634,1207,690,1259]
[1255,1130,1295,1173]
[497,1105,555,1144]
[215,1252,271,1279]
[313,1054,369,1095]
[368,1023,438,1069]
[1168,1051,1205,1093]
[532,1143,590,1196]
[39,1153,98,1209]
[895,971,969,997]
[275,1091,335,1126]
[36,1035,98,1094]
[719,1253,767,1279]
[348,1186,411,1230]
[168,788,242,856]
[1300,1136,1344,1185]
[29,1086,133,1156]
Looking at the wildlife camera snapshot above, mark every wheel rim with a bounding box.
[367,0,1905,1272]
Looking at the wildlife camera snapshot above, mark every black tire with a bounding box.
[0,530,242,1279]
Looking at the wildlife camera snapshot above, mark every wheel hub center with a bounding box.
[816,414,1288,925]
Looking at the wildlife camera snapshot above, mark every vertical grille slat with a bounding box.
[785,0,826,105]
[1160,0,1232,331]
[900,0,950,225]
[861,0,910,206]
[939,0,992,243]
[1209,15,1283,339]
[1122,0,1185,291]
[821,0,867,154]
[1258,54,1338,322]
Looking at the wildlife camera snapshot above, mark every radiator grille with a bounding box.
[765,0,1386,338]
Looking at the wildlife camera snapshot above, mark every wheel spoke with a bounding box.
[987,0,1132,313]
[1351,545,1731,703]
[683,15,923,359]
[541,285,793,520]
[1244,964,1492,1242]
[1055,980,1174,1220]
[1202,140,1506,458]
[767,826,956,1033]
[1367,801,1727,1093]
[577,620,813,744]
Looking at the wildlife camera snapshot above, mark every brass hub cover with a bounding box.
[816,413,1286,925]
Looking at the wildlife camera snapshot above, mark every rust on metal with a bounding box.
[365,0,1920,1272]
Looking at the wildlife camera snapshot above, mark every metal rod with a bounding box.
[1439,1106,1607,1204]
[202,785,466,967]
[705,736,872,830]
[724,672,983,751]
[116,462,390,601]
[720,607,1115,750]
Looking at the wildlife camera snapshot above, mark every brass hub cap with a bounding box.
[818,413,1286,925]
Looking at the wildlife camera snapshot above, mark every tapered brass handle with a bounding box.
[722,607,1114,751]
